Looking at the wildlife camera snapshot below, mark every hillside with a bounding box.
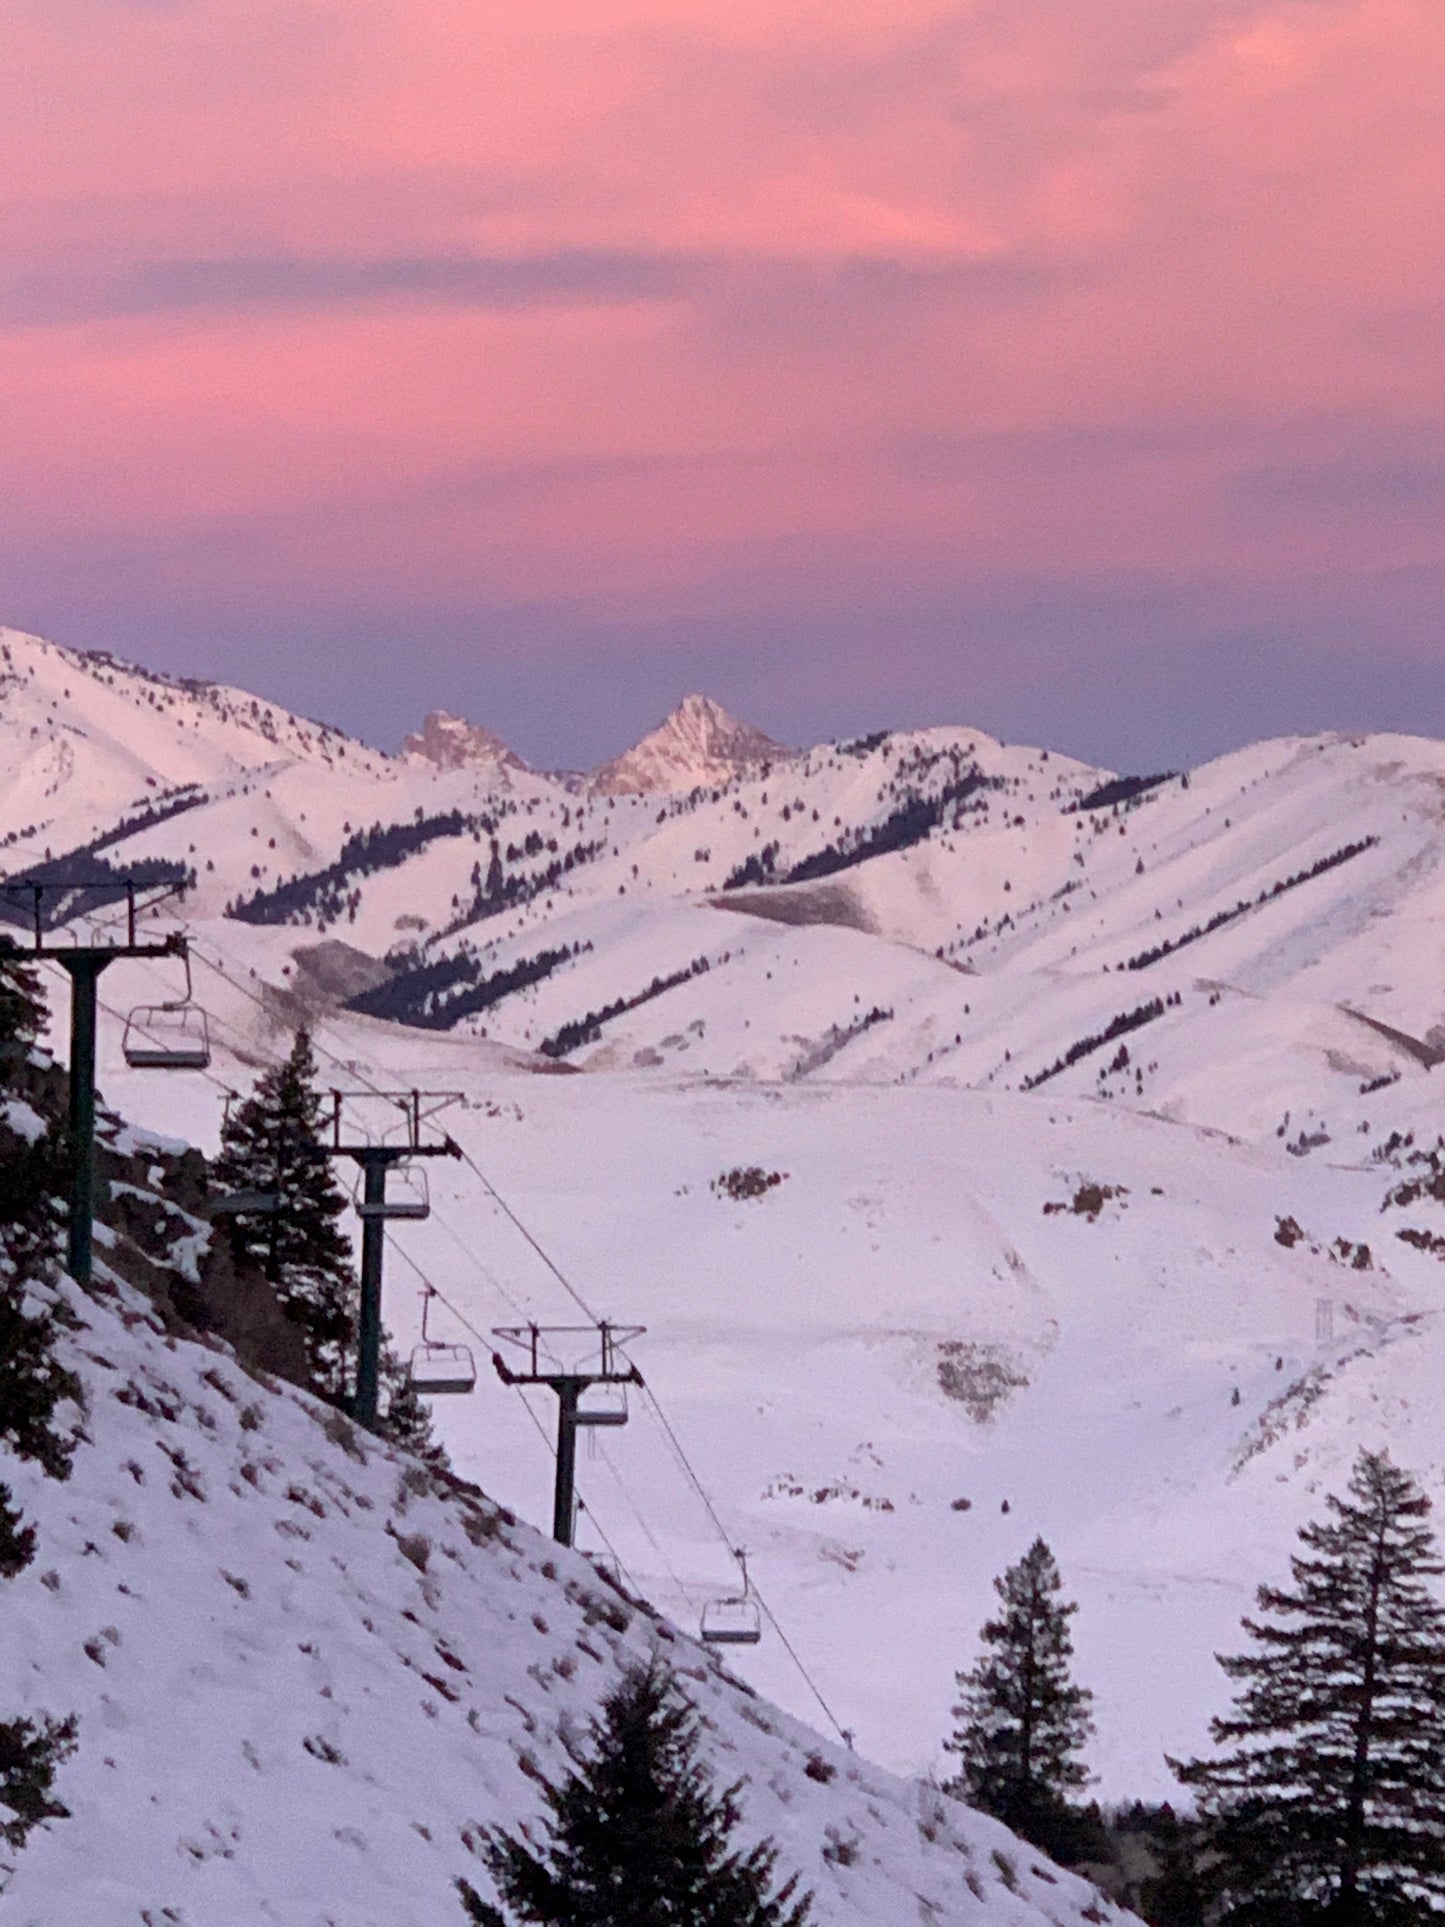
[8,620,1445,1809]
[1,1171,1132,1925]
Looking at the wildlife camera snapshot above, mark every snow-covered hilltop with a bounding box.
[0,625,385,866]
[10,619,1445,1815]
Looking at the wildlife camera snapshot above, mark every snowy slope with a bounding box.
[2,1249,1133,1926]
[12,622,1445,1808]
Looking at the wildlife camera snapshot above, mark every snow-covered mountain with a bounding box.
[589,692,790,793]
[10,619,1445,1814]
[0,625,384,871]
[404,710,527,774]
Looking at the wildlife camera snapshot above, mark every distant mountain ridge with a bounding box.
[403,709,527,773]
[12,615,1445,1812]
[589,692,791,794]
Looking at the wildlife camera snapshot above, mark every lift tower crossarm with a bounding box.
[0,872,192,1286]
[491,1324,645,1546]
[317,1089,463,1434]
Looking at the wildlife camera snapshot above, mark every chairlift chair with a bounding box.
[122,1001,211,1070]
[406,1287,477,1395]
[700,1593,762,1647]
[208,1188,282,1218]
[700,1549,763,1647]
[123,951,212,1071]
[575,1380,630,1428]
[409,1343,477,1396]
[354,1159,430,1221]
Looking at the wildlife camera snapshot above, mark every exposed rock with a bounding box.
[590,693,789,794]
[402,709,526,772]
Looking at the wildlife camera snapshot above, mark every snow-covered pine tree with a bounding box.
[0,940,80,1861]
[458,1654,812,1927]
[211,1028,356,1403]
[0,941,43,1074]
[946,1536,1097,1860]
[1172,1448,1445,1924]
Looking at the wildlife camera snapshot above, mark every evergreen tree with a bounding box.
[1173,1448,1445,1924]
[458,1655,812,1927]
[0,942,80,1862]
[0,942,43,1070]
[946,1537,1096,1859]
[1135,1809,1208,1927]
[212,1029,356,1402]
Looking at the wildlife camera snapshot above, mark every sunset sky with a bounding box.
[2,0,1442,767]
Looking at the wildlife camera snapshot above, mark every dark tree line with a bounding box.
[539,955,715,1058]
[227,809,497,925]
[722,772,993,891]
[1123,838,1379,972]
[1020,994,1177,1091]
[0,856,195,934]
[1069,774,1176,814]
[350,942,588,1031]
[439,836,607,940]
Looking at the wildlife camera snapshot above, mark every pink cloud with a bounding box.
[0,0,1441,710]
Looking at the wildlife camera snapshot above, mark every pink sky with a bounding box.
[1,0,1442,762]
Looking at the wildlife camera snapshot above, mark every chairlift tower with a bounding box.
[319,1090,462,1433]
[491,1323,645,1547]
[0,873,195,1286]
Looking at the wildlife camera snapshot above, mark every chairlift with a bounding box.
[122,950,210,1071]
[123,949,211,1071]
[208,1188,282,1218]
[354,1159,430,1221]
[407,1287,476,1396]
[575,1379,630,1428]
[700,1549,763,1648]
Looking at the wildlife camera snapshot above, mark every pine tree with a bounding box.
[212,1029,356,1402]
[458,1654,812,1927]
[0,943,80,1861]
[0,942,43,1070]
[1135,1808,1207,1927]
[1173,1449,1445,1925]
[946,1537,1096,1859]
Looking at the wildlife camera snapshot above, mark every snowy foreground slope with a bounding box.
[13,621,1445,1802]
[3,1261,1131,1927]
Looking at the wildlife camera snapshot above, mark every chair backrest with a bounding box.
[123,1004,211,1070]
[700,1597,762,1646]
[408,1343,476,1395]
[575,1382,629,1427]
[355,1162,430,1220]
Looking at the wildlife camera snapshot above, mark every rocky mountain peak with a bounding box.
[589,693,788,794]
[402,709,526,772]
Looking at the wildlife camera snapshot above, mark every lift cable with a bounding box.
[639,1383,850,1744]
[590,1432,693,1608]
[61,970,235,1104]
[189,940,599,1324]
[179,937,845,1728]
[453,1146,599,1325]
[381,1238,642,1596]
[53,930,639,1591]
